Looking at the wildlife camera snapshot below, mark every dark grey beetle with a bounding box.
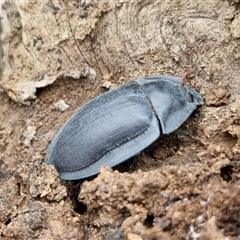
[46,75,204,180]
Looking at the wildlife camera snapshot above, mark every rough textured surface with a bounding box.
[79,166,240,239]
[0,0,240,239]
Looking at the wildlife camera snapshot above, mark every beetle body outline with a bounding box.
[46,75,204,180]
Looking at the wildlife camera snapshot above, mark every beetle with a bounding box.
[46,75,204,180]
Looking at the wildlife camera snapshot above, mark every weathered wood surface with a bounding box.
[1,0,239,104]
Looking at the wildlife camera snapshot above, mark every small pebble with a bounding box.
[54,100,70,112]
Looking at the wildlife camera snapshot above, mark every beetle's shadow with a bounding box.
[114,133,182,173]
[115,125,202,173]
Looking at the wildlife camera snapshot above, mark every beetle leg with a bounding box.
[128,156,137,173]
[181,71,192,85]
[174,129,208,147]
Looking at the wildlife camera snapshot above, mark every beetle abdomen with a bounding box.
[46,81,160,180]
